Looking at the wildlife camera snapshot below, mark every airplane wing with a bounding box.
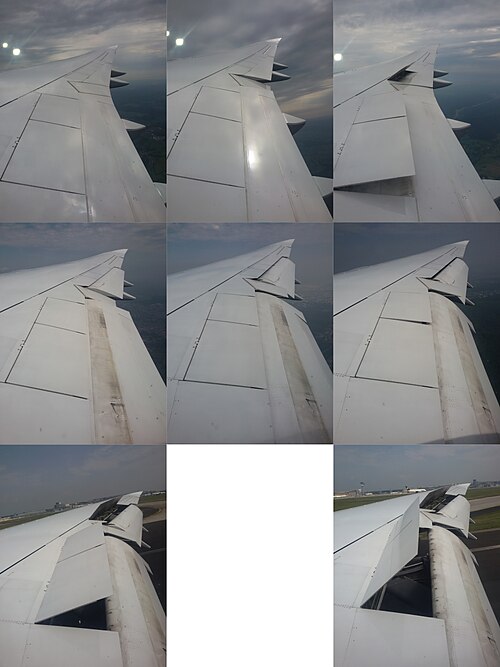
[0,493,165,667]
[167,239,333,443]
[334,241,500,443]
[167,39,332,222]
[334,48,500,222]
[335,487,500,667]
[0,47,165,222]
[0,250,166,444]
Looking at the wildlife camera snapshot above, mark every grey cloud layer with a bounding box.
[168,0,332,119]
[0,0,165,79]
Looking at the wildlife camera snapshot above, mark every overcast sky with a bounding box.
[334,0,500,80]
[0,223,165,294]
[334,223,500,281]
[335,445,500,492]
[0,446,165,516]
[167,0,332,120]
[0,0,165,83]
[168,222,332,298]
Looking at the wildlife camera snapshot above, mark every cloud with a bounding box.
[168,0,332,120]
[0,0,165,81]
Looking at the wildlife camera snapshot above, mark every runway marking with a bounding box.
[471,544,500,553]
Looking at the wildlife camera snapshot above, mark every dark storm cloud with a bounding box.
[167,0,332,119]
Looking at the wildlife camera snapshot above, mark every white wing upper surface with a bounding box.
[167,39,332,222]
[334,241,500,444]
[0,494,165,667]
[334,48,500,222]
[0,250,166,444]
[334,488,500,667]
[167,240,333,443]
[0,47,165,222]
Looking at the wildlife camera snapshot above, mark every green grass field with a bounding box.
[0,512,54,530]
[466,487,500,500]
[334,494,403,511]
[470,508,500,532]
[139,492,166,505]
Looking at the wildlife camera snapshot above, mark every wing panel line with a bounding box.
[334,247,457,317]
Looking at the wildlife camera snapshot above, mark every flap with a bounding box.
[334,115,415,188]
[335,495,420,607]
[36,526,112,622]
[104,504,143,547]
[421,495,470,538]
[420,257,469,304]
[246,257,297,299]
[117,491,142,506]
[89,267,125,299]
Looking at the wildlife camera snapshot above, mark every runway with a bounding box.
[140,503,166,611]
[470,495,500,512]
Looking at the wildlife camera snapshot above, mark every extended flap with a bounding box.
[36,525,112,622]
[420,257,469,304]
[88,267,125,299]
[104,504,143,547]
[245,257,297,299]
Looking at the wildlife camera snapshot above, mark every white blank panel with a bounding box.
[168,112,245,187]
[192,86,242,121]
[32,94,81,128]
[339,608,449,667]
[168,381,273,443]
[382,291,432,324]
[0,383,92,444]
[37,298,88,334]
[186,319,266,388]
[335,377,444,444]
[4,120,85,194]
[24,625,123,667]
[356,91,406,123]
[357,317,438,387]
[167,175,247,222]
[210,293,258,326]
[0,181,88,222]
[8,323,90,398]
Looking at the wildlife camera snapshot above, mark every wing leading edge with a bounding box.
[167,39,332,222]
[0,47,165,222]
[167,240,333,443]
[334,241,500,443]
[0,250,166,444]
[334,48,500,222]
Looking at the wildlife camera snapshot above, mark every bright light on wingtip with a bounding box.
[334,53,343,62]
[166,30,170,36]
[2,43,8,49]
[175,38,184,46]
[12,48,21,56]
